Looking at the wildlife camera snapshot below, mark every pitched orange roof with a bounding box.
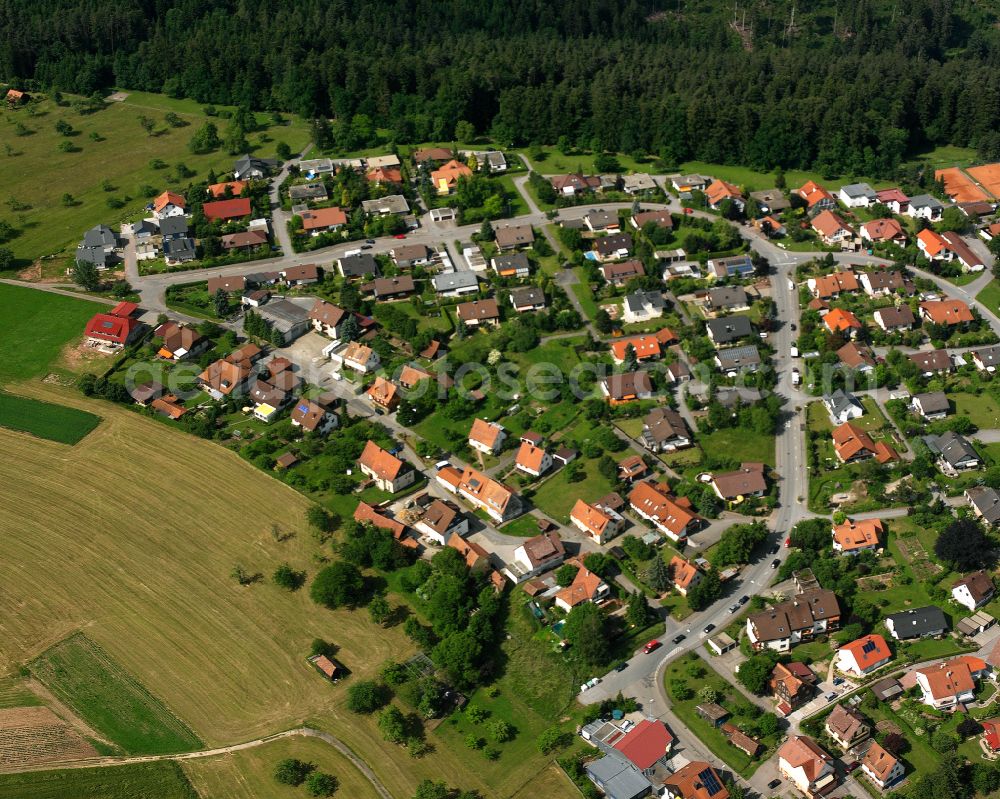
[208,180,247,198]
[366,376,399,408]
[367,167,403,184]
[154,191,185,212]
[916,658,977,700]
[920,299,974,325]
[301,206,347,230]
[358,441,405,481]
[628,481,699,537]
[862,217,905,242]
[778,735,832,780]
[515,441,548,473]
[797,181,834,208]
[917,228,948,256]
[811,210,853,239]
[839,634,891,671]
[669,556,700,590]
[705,178,743,205]
[354,501,406,538]
[832,518,884,551]
[555,567,604,608]
[862,742,899,783]
[469,418,505,449]
[431,159,473,190]
[831,421,877,462]
[611,334,661,362]
[824,307,862,333]
[811,271,859,298]
[203,197,252,221]
[570,499,614,539]
[448,532,489,568]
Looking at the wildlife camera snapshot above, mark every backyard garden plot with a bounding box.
[0,706,98,769]
[29,633,202,755]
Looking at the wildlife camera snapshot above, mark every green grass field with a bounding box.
[0,677,42,708]
[0,761,199,799]
[0,284,106,383]
[0,92,310,269]
[0,391,100,443]
[977,280,1000,320]
[950,392,1000,428]
[29,632,202,755]
[698,428,775,466]
[532,457,618,523]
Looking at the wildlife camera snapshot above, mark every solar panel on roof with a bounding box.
[297,404,309,412]
[102,321,114,328]
[698,768,722,796]
[862,639,877,654]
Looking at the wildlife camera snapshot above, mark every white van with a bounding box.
[343,248,362,257]
[790,346,799,358]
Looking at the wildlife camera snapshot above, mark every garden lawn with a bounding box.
[532,458,617,523]
[615,418,645,438]
[950,391,1000,428]
[501,516,547,537]
[569,271,599,320]
[698,429,775,466]
[807,401,832,433]
[977,279,1000,319]
[0,391,100,444]
[518,147,649,175]
[855,397,887,432]
[676,161,889,192]
[0,284,106,383]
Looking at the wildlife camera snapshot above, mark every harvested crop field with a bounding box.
[935,166,991,203]
[0,761,199,799]
[967,162,1000,200]
[0,706,97,770]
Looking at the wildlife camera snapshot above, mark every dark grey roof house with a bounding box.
[706,315,753,344]
[338,253,379,279]
[885,607,948,640]
[967,486,1000,526]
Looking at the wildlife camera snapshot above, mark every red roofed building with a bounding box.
[811,210,854,244]
[705,179,744,210]
[570,499,624,545]
[983,720,1000,752]
[823,307,863,337]
[610,334,662,363]
[203,197,252,221]
[861,217,907,245]
[367,167,403,185]
[354,500,407,540]
[612,719,674,775]
[668,556,702,596]
[357,441,415,493]
[920,299,974,326]
[796,181,836,213]
[554,564,608,612]
[836,634,892,676]
[831,518,884,554]
[515,441,553,478]
[208,180,247,198]
[628,481,701,543]
[83,303,143,350]
[301,206,347,234]
[153,191,185,219]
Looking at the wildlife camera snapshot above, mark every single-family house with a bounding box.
[208,180,248,198]
[837,341,876,372]
[710,462,767,502]
[492,252,531,279]
[203,197,252,222]
[914,656,988,709]
[221,230,268,251]
[824,389,863,425]
[511,532,565,579]
[771,662,817,714]
[602,260,646,285]
[811,210,854,244]
[707,286,750,312]
[640,407,692,452]
[550,173,601,195]
[456,298,500,327]
[155,321,207,361]
[968,486,1000,526]
[368,275,416,300]
[493,223,534,250]
[861,742,905,790]
[554,564,609,612]
[707,255,754,280]
[622,290,666,323]
[233,154,276,180]
[953,571,996,612]
[908,194,945,221]
[584,209,620,232]
[860,269,912,297]
[300,207,347,234]
[715,345,761,374]
[468,419,507,454]
[750,189,790,214]
[83,303,143,351]
[885,606,948,640]
[366,377,400,413]
[414,499,469,546]
[777,736,838,798]
[876,188,910,213]
[153,191,185,219]
[341,341,380,373]
[924,430,982,473]
[432,271,480,297]
[796,181,836,214]
[836,634,892,677]
[337,253,379,280]
[705,179,744,210]
[601,371,653,405]
[832,421,898,464]
[668,556,702,596]
[909,349,954,375]
[628,481,701,543]
[746,589,841,652]
[431,159,473,194]
[873,305,916,332]
[824,704,870,750]
[509,286,546,312]
[280,263,319,286]
[593,233,634,262]
[808,270,860,300]
[290,398,337,435]
[357,441,414,493]
[621,173,658,194]
[514,441,553,478]
[706,315,753,345]
[76,224,119,269]
[570,499,625,545]
[308,300,347,339]
[197,359,250,400]
[860,217,908,245]
[456,467,521,523]
[839,183,877,207]
[631,209,673,230]
[663,761,729,799]
[912,391,950,420]
[823,307,863,337]
[972,345,1000,372]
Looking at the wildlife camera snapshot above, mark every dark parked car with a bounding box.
[703,624,716,635]
[771,558,781,569]
[768,779,781,789]
[614,662,628,672]
[738,595,749,605]
[769,544,780,555]
[671,634,686,645]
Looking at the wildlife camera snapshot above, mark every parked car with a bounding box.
[393,234,406,239]
[769,544,780,555]
[738,595,749,605]
[768,779,782,790]
[847,761,860,773]
[784,537,792,547]
[729,604,740,614]
[614,662,628,672]
[643,640,662,654]
[771,558,781,569]
[620,720,634,733]
[365,239,376,244]
[671,634,686,645]
[825,692,838,702]
[435,461,451,470]
[703,624,716,635]
[361,244,373,249]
